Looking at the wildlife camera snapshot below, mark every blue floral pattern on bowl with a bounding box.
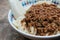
[52,0,60,4]
[18,0,60,7]
[10,0,60,22]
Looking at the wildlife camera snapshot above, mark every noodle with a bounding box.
[13,3,60,36]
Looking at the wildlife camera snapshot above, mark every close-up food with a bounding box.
[1,0,60,40]
[13,3,60,36]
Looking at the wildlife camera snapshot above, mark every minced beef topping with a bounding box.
[21,3,60,36]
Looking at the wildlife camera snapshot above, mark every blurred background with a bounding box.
[0,0,26,40]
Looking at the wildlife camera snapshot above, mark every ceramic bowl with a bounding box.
[8,0,60,40]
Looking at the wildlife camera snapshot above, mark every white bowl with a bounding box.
[8,0,60,40]
[8,10,60,40]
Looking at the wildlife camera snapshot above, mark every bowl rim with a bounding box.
[8,10,60,38]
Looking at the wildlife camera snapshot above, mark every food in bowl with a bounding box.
[13,3,60,36]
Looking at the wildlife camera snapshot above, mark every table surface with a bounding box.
[0,0,26,40]
[0,0,60,40]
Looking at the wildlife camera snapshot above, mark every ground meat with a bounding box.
[21,3,60,36]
